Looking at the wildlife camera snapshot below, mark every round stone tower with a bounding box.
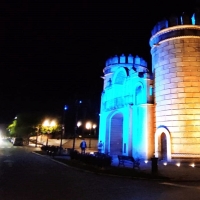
[150,11,200,160]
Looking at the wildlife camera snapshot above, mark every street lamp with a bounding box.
[92,124,97,136]
[77,121,82,136]
[86,122,92,148]
[72,100,82,150]
[35,126,40,147]
[60,105,68,155]
[86,122,97,148]
[77,121,82,128]
[42,119,57,146]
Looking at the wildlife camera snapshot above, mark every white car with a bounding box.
[11,137,15,144]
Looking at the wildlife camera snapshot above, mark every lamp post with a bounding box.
[42,119,56,146]
[72,100,82,150]
[35,126,39,147]
[86,122,92,148]
[86,122,97,148]
[60,105,68,155]
[77,121,82,136]
[92,124,97,136]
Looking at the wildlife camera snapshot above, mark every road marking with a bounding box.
[161,182,200,190]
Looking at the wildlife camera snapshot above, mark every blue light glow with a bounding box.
[99,54,154,160]
[180,16,183,25]
[64,105,68,110]
[191,13,195,25]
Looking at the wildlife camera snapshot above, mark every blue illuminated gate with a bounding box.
[110,113,123,155]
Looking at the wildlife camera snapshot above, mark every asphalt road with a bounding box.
[1,139,200,200]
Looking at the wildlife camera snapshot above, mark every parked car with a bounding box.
[11,137,15,144]
[13,137,23,146]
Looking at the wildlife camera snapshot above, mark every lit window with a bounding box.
[150,85,154,96]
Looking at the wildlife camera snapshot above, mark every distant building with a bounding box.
[99,11,200,161]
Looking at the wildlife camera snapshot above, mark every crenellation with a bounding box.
[105,54,147,70]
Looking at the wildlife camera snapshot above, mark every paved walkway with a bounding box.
[57,155,200,181]
[32,145,200,181]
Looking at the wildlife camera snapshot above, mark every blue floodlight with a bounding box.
[79,100,82,104]
[191,13,195,25]
[64,105,68,110]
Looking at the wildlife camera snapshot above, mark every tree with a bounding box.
[7,119,17,137]
[7,112,62,139]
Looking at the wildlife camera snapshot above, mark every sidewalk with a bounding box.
[32,145,200,181]
[56,155,200,181]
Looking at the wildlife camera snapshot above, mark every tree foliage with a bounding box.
[7,112,62,138]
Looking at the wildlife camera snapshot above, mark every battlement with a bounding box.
[150,11,200,48]
[105,54,147,68]
[151,11,200,36]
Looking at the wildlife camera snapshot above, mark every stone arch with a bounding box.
[113,67,127,85]
[105,111,123,156]
[134,82,144,105]
[155,127,171,161]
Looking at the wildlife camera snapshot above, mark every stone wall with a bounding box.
[151,33,200,154]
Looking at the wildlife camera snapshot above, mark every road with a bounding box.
[1,138,200,200]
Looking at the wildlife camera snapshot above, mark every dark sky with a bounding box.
[0,0,198,123]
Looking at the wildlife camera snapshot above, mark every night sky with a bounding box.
[0,0,198,123]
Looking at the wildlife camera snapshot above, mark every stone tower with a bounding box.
[99,54,154,160]
[150,11,200,160]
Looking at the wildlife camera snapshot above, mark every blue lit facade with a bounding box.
[99,54,154,160]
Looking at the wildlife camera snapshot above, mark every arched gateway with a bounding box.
[155,127,171,161]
